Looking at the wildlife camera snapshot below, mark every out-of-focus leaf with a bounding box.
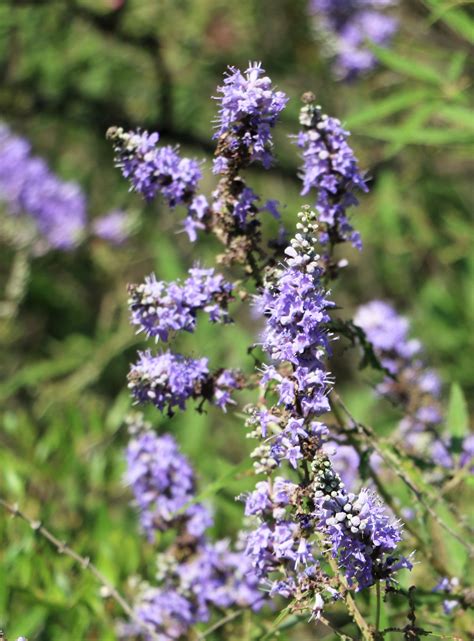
[368,43,443,85]
[447,51,468,81]
[425,0,474,44]
[359,125,474,145]
[446,383,469,438]
[438,105,474,130]
[346,89,434,128]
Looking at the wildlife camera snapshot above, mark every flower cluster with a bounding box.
[354,300,473,472]
[128,350,239,415]
[125,419,212,541]
[0,124,86,250]
[242,209,411,617]
[109,63,421,636]
[294,95,367,254]
[309,0,398,79]
[107,127,208,241]
[213,62,288,169]
[313,460,410,589]
[122,415,264,640]
[206,64,287,273]
[255,213,334,418]
[128,267,233,341]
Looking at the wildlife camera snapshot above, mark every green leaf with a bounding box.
[446,383,469,438]
[345,89,434,128]
[424,0,474,44]
[447,51,468,81]
[368,43,442,85]
[358,125,474,146]
[438,105,474,131]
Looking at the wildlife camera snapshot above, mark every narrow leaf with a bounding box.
[447,383,469,438]
[368,43,442,85]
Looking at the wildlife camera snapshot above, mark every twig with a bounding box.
[375,581,382,634]
[312,529,374,641]
[0,248,30,320]
[0,497,160,641]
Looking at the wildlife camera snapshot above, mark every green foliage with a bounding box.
[0,0,472,640]
[447,383,469,438]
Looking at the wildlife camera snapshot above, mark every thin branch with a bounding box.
[326,554,375,641]
[0,248,30,320]
[375,581,381,634]
[312,529,374,641]
[0,498,160,641]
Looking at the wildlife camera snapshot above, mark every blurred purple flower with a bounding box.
[93,210,131,245]
[0,124,86,250]
[309,0,398,79]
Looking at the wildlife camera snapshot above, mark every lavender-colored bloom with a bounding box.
[107,127,208,242]
[0,124,86,250]
[243,209,409,610]
[108,128,202,204]
[356,301,474,477]
[128,350,209,414]
[128,350,238,415]
[125,426,212,540]
[314,461,412,589]
[354,300,420,366]
[309,0,398,79]
[130,542,263,640]
[233,187,260,226]
[133,587,194,640]
[93,210,131,245]
[184,194,209,242]
[128,267,233,341]
[294,98,367,249]
[431,439,454,469]
[353,300,469,474]
[213,62,288,169]
[123,416,264,639]
[254,213,334,422]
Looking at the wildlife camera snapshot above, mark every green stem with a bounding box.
[375,581,381,633]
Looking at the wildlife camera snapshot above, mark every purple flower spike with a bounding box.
[314,463,412,589]
[309,0,398,79]
[123,415,265,639]
[128,266,233,341]
[108,128,203,205]
[128,350,209,414]
[243,209,410,611]
[0,124,86,250]
[214,62,288,168]
[294,97,367,249]
[125,424,212,540]
[107,126,209,242]
[128,350,239,415]
[354,300,466,472]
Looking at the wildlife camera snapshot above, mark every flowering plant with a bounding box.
[103,63,472,640]
[1,57,471,641]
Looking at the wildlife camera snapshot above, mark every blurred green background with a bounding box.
[0,0,473,639]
